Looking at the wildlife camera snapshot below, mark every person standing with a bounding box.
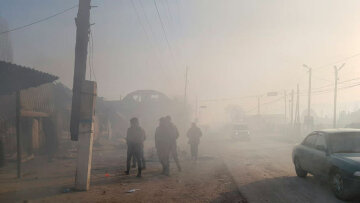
[155,117,172,175]
[165,116,181,172]
[125,117,145,177]
[187,123,202,160]
[131,133,146,169]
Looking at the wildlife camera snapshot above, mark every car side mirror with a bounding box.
[316,145,326,152]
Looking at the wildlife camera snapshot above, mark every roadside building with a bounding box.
[0,61,58,168]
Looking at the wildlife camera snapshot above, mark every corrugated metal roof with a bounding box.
[0,61,58,95]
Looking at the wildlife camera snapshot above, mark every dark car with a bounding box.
[292,129,360,200]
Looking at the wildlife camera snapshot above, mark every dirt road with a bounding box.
[0,141,245,203]
[216,133,353,203]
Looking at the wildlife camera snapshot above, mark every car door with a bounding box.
[311,133,329,176]
[299,133,317,172]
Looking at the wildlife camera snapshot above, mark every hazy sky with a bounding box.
[2,0,360,117]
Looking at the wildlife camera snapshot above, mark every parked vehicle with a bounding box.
[231,124,250,140]
[292,129,360,200]
[345,123,360,129]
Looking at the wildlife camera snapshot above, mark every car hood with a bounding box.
[332,153,360,166]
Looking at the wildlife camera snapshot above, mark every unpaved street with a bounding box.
[0,140,245,203]
[215,133,354,203]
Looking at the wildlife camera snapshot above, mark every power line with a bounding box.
[200,95,259,102]
[262,96,284,106]
[314,52,360,71]
[130,0,173,84]
[162,0,174,23]
[0,5,78,35]
[153,0,177,68]
[131,0,153,47]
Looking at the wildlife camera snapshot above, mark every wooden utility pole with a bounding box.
[16,91,21,178]
[184,66,189,106]
[257,96,261,116]
[195,95,198,120]
[307,68,312,118]
[290,89,294,125]
[333,63,345,128]
[295,85,300,125]
[70,0,97,191]
[284,90,287,123]
[70,0,91,141]
[303,64,312,129]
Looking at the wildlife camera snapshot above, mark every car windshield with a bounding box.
[234,125,248,130]
[328,132,360,153]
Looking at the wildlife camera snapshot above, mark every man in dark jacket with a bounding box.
[165,116,181,172]
[187,122,202,160]
[155,117,172,175]
[125,117,145,177]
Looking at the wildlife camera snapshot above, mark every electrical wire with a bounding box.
[0,5,78,35]
[163,0,174,23]
[200,95,259,102]
[153,0,178,68]
[130,0,173,84]
[316,53,360,71]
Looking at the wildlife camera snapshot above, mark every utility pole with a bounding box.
[290,89,294,125]
[303,64,312,129]
[284,90,287,123]
[16,91,21,178]
[195,95,198,121]
[257,96,260,116]
[333,63,345,128]
[70,0,97,191]
[303,64,312,118]
[295,84,300,125]
[184,66,189,106]
[70,0,91,141]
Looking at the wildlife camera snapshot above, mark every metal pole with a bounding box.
[307,68,312,118]
[290,89,294,125]
[333,63,345,128]
[257,96,260,116]
[284,90,287,123]
[195,95,198,120]
[184,66,188,105]
[333,67,338,128]
[16,91,21,178]
[295,84,300,124]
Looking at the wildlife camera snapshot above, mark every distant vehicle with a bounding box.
[231,124,250,140]
[345,123,360,129]
[292,129,360,200]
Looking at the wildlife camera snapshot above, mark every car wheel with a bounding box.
[294,158,307,178]
[331,170,352,200]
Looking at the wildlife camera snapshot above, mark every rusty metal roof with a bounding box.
[0,61,58,95]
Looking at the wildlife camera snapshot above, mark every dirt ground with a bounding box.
[0,144,246,203]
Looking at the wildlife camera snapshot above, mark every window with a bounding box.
[303,134,317,148]
[328,132,360,153]
[315,133,327,151]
